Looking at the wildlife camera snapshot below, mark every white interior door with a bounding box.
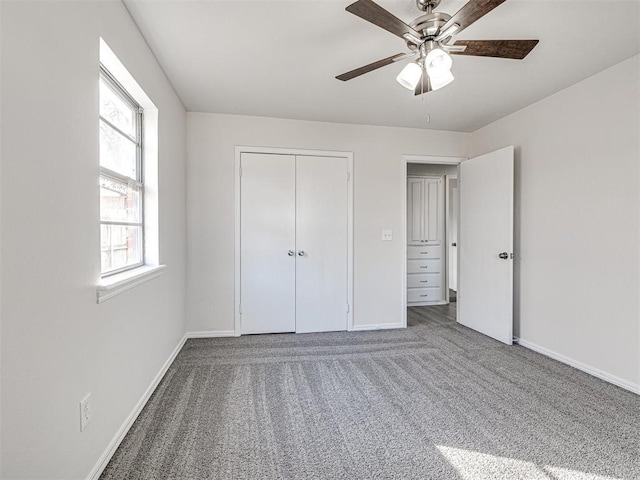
[458,146,514,344]
[240,153,296,334]
[295,155,348,333]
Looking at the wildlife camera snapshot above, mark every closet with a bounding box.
[406,175,446,305]
[239,152,349,334]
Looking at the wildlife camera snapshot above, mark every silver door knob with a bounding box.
[288,250,294,256]
[498,252,509,259]
[298,250,305,256]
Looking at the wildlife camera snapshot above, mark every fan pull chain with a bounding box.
[423,76,431,124]
[418,66,431,124]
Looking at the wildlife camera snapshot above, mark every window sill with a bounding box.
[96,265,166,303]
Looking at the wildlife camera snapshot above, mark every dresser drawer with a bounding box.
[407,258,442,274]
[407,245,441,259]
[407,273,441,288]
[407,287,441,303]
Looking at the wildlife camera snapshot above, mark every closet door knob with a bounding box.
[498,252,509,259]
[298,250,305,256]
[288,250,294,256]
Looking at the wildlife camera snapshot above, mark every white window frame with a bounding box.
[96,38,164,303]
[99,65,146,277]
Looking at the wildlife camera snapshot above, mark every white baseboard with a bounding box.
[515,338,640,395]
[187,330,238,338]
[351,322,404,332]
[86,333,188,480]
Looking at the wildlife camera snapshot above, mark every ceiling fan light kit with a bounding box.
[336,0,539,96]
[425,47,452,76]
[429,69,455,91]
[396,61,423,90]
[396,43,454,92]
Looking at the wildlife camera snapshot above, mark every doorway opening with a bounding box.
[402,148,515,345]
[402,155,463,329]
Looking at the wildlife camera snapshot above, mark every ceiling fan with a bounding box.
[336,0,539,95]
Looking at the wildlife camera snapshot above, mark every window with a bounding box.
[99,66,144,276]
[96,39,162,302]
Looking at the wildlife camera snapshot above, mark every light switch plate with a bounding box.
[382,230,393,241]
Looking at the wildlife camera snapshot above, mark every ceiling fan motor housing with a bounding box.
[406,12,452,49]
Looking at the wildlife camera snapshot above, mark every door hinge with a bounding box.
[346,303,350,313]
[239,304,242,314]
[347,171,351,182]
[239,166,242,177]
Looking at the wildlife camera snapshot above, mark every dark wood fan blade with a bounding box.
[451,40,539,59]
[414,75,432,95]
[336,53,410,81]
[442,0,507,35]
[346,0,421,40]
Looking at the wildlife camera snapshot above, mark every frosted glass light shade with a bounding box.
[396,62,423,90]
[429,70,455,91]
[425,48,453,77]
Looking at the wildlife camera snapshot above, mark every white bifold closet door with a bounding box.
[240,153,296,334]
[295,156,348,333]
[240,152,348,335]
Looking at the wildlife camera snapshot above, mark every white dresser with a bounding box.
[407,176,446,305]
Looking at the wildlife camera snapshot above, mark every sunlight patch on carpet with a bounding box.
[436,446,621,480]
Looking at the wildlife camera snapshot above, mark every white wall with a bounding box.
[470,55,640,389]
[187,113,468,333]
[1,1,187,479]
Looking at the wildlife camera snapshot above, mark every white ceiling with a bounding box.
[124,0,640,132]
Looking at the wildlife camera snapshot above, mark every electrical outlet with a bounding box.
[382,230,393,241]
[80,393,92,431]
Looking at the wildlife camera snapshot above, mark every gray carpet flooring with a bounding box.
[101,305,640,479]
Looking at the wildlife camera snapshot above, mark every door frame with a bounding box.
[401,154,465,328]
[445,174,458,294]
[235,146,354,336]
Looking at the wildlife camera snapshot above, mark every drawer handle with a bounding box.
[420,280,428,283]
[420,266,428,269]
[420,294,429,297]
[420,251,429,254]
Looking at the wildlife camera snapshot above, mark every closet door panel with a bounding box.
[424,178,440,244]
[240,153,296,334]
[407,177,424,245]
[295,155,348,333]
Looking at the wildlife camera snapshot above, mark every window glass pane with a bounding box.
[100,120,137,179]
[100,77,136,138]
[100,224,143,274]
[100,175,142,223]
